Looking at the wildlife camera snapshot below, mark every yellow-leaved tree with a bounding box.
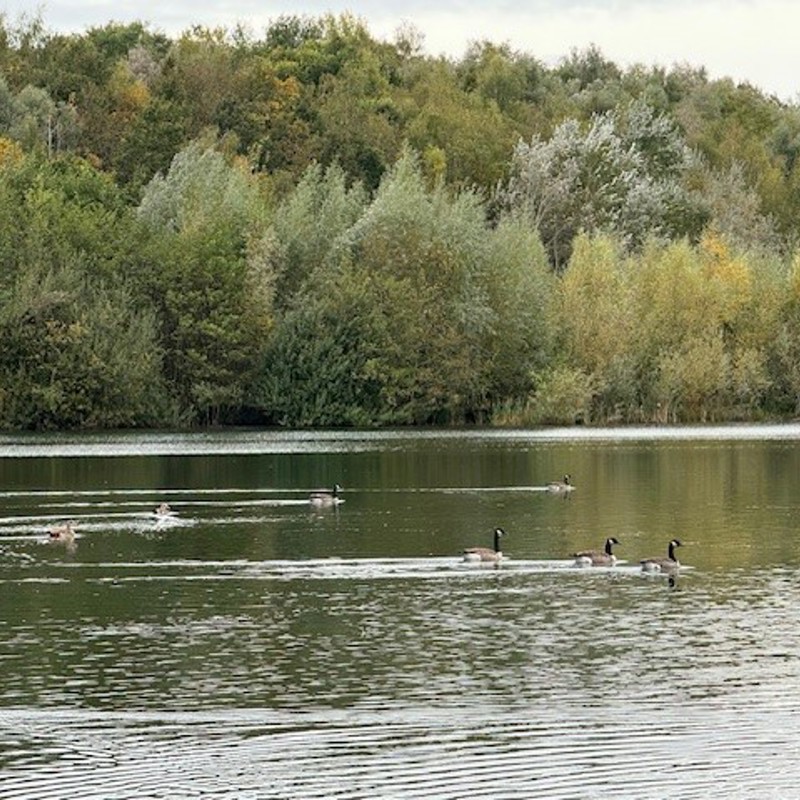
[550,232,634,421]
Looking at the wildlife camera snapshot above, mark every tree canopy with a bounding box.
[1,12,800,428]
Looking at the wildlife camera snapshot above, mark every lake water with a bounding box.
[2,425,800,798]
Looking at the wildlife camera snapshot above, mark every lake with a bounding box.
[2,425,800,798]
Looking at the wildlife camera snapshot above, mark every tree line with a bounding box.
[1,12,800,429]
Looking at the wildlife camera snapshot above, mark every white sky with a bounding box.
[3,0,799,102]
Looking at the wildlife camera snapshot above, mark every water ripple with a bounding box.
[3,431,800,797]
[3,699,800,799]
[1,565,799,798]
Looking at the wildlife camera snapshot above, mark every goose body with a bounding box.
[547,474,575,493]
[309,484,344,508]
[573,536,620,567]
[463,527,505,563]
[641,539,682,573]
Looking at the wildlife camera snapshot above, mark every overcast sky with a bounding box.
[3,0,799,101]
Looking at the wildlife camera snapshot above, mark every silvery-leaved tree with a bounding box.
[500,100,708,270]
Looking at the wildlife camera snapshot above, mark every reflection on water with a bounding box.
[2,421,800,458]
[2,427,800,797]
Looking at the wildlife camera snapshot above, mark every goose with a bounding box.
[49,521,76,544]
[154,502,174,518]
[641,539,682,573]
[573,536,620,567]
[463,527,506,563]
[309,484,344,508]
[547,474,575,493]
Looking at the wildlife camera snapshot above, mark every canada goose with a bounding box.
[463,527,506,563]
[154,502,174,517]
[547,474,575,493]
[573,536,620,567]
[309,484,344,508]
[641,539,682,573]
[49,521,76,543]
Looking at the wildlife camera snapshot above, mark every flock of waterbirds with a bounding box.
[459,474,685,582]
[44,484,347,549]
[43,475,684,580]
[461,527,682,576]
[46,500,182,550]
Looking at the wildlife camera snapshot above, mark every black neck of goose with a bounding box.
[668,542,676,560]
[494,531,502,552]
[605,539,613,555]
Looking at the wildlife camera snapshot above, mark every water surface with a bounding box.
[2,426,800,798]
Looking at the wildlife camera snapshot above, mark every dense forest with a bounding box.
[2,12,800,429]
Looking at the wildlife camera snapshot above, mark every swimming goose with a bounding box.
[641,539,682,573]
[463,527,506,563]
[309,484,344,508]
[573,536,620,567]
[547,474,575,493]
[49,521,76,543]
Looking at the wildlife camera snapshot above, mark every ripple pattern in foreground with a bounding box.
[2,698,800,799]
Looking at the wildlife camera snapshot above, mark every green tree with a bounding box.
[480,216,553,404]
[138,138,263,232]
[0,266,171,429]
[268,160,368,307]
[9,84,54,150]
[675,78,799,247]
[113,95,185,196]
[0,152,172,428]
[555,44,626,116]
[773,253,800,414]
[405,59,519,190]
[0,74,13,129]
[137,139,273,423]
[0,151,136,287]
[214,57,313,182]
[314,49,402,189]
[262,148,550,425]
[458,41,531,115]
[259,266,392,426]
[701,163,781,254]
[626,234,769,422]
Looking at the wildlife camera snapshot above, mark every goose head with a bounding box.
[493,527,505,548]
[667,538,682,559]
[604,536,620,555]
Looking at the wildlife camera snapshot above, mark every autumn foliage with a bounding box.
[1,14,800,428]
